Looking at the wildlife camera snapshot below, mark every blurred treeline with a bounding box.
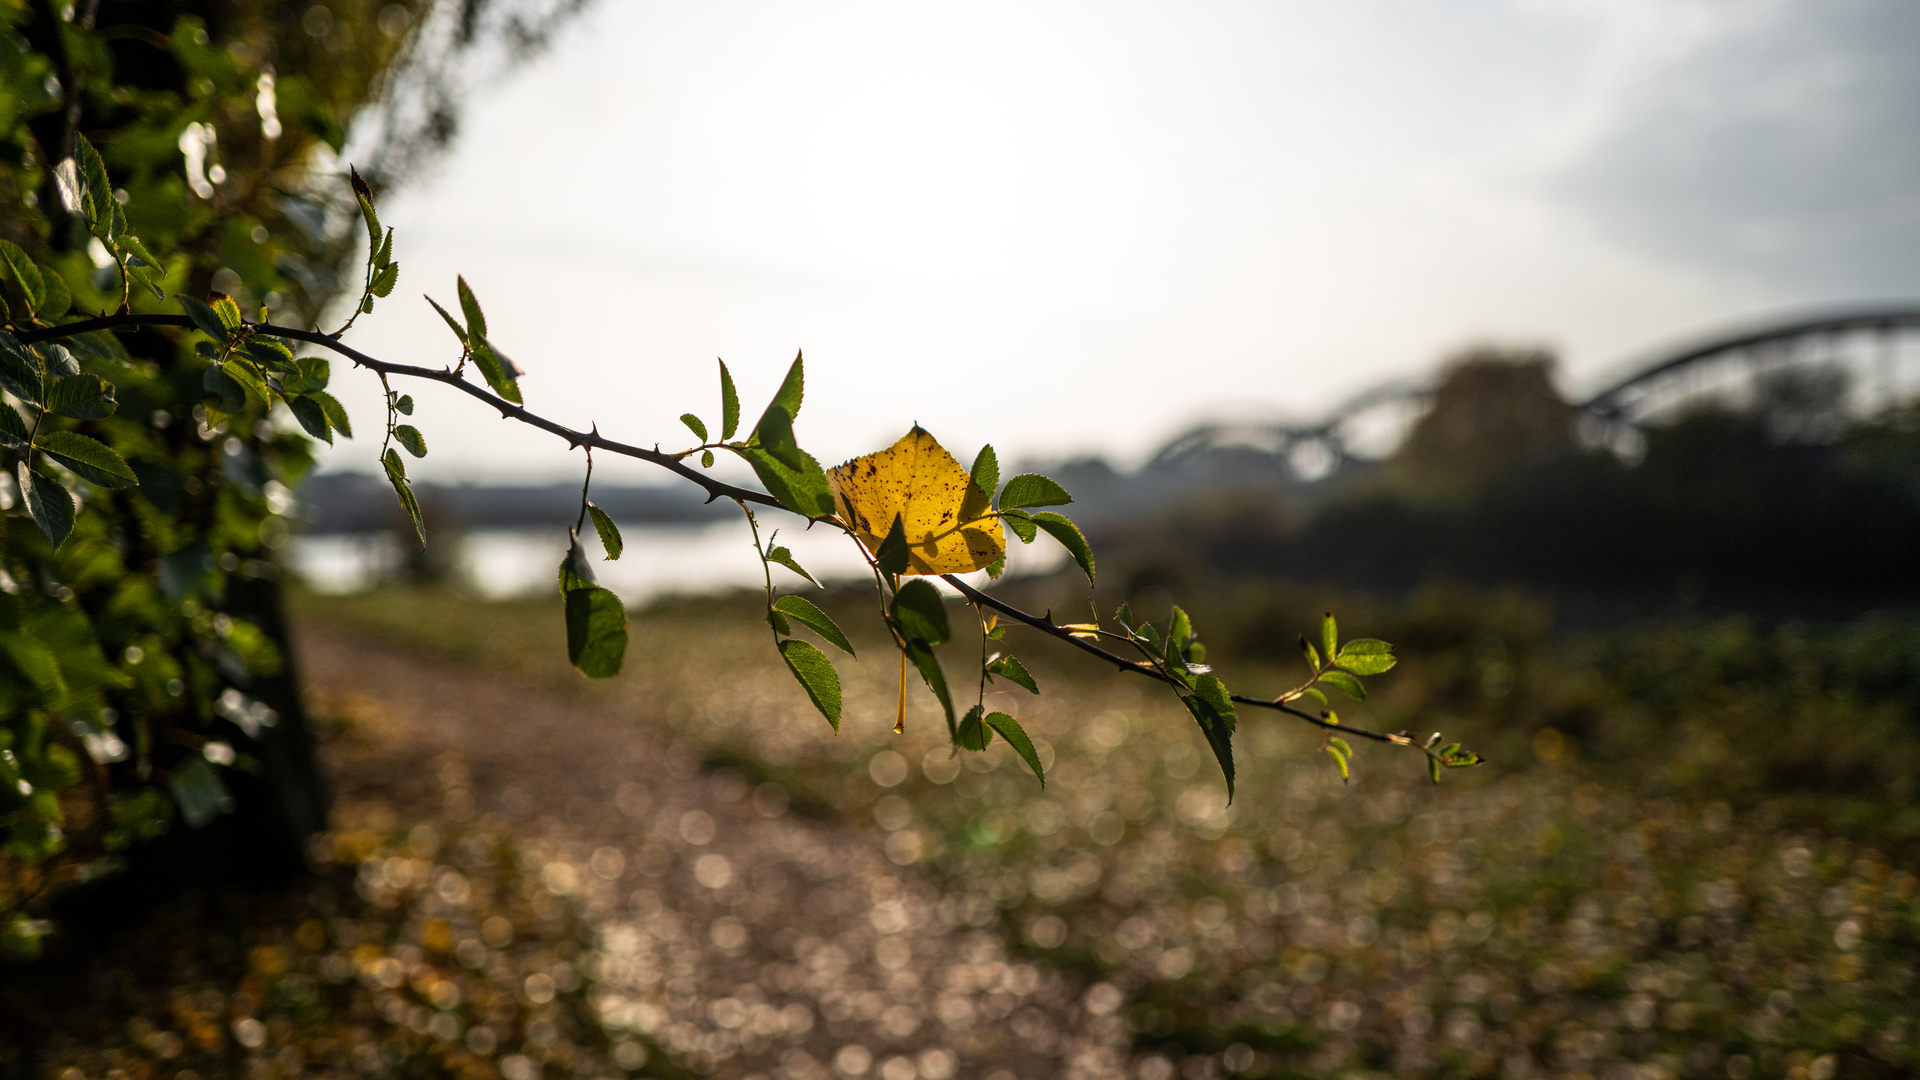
[1103,349,1920,620]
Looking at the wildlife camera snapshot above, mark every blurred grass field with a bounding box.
[294,580,1920,1080]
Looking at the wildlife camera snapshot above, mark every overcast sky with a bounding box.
[319,0,1920,484]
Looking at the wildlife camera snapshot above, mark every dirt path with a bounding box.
[297,625,1131,1080]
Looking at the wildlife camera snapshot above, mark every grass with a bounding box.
[288,578,1920,1079]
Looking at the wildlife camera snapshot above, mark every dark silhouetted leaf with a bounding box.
[45,374,115,419]
[20,465,73,549]
[956,706,992,751]
[985,712,1044,787]
[891,579,950,646]
[287,395,331,444]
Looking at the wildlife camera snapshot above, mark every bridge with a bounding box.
[1147,303,1920,477]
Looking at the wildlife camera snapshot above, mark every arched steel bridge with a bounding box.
[1148,304,1920,477]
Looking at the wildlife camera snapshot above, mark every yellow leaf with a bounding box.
[830,426,1005,575]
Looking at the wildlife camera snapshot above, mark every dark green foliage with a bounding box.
[772,595,854,656]
[778,639,842,729]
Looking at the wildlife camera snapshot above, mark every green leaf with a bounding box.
[0,629,66,698]
[278,356,329,395]
[719,359,740,439]
[310,390,352,438]
[1167,606,1194,666]
[772,595,855,656]
[470,339,522,404]
[375,228,394,269]
[956,705,992,751]
[970,444,999,505]
[0,332,42,405]
[1300,635,1321,672]
[753,405,805,470]
[759,351,805,425]
[45,374,116,419]
[1330,735,1353,757]
[987,654,1038,694]
[370,261,399,298]
[177,295,229,340]
[0,401,27,449]
[383,448,424,546]
[984,556,1006,579]
[209,293,244,331]
[557,533,598,593]
[242,337,297,372]
[1193,673,1238,731]
[1335,638,1396,675]
[565,586,628,678]
[874,513,910,575]
[999,507,1037,543]
[1443,748,1485,769]
[1319,670,1366,701]
[997,473,1072,510]
[680,413,708,442]
[394,424,427,458]
[768,608,791,636]
[731,445,835,518]
[1179,692,1236,800]
[701,449,715,468]
[1326,742,1350,782]
[891,579,951,646]
[220,358,272,406]
[0,239,44,315]
[587,503,623,559]
[74,134,115,239]
[1298,686,1328,709]
[36,262,69,319]
[202,362,246,413]
[38,431,137,488]
[427,296,469,348]
[19,465,73,549]
[765,545,817,585]
[1429,754,1442,784]
[984,712,1044,787]
[287,395,332,444]
[1029,511,1094,585]
[456,275,488,340]
[395,394,414,415]
[169,755,235,829]
[1321,612,1338,669]
[350,167,381,253]
[778,639,841,730]
[902,640,955,735]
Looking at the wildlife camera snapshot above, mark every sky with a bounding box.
[318,0,1920,485]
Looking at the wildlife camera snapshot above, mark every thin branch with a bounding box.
[939,574,1404,745]
[19,314,785,512]
[19,312,1416,751]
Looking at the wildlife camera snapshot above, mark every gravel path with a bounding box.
[298,626,1132,1080]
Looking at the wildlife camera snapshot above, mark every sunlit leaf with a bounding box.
[394,424,427,458]
[772,595,854,656]
[1029,511,1094,585]
[997,473,1071,510]
[765,545,817,585]
[587,503,623,559]
[426,295,468,348]
[456,275,487,340]
[731,445,835,518]
[970,444,999,504]
[779,639,841,730]
[719,359,740,439]
[470,339,522,404]
[987,654,1038,694]
[1336,637,1396,675]
[1321,612,1338,669]
[829,427,1005,575]
[176,295,229,340]
[1319,670,1366,700]
[310,390,352,438]
[0,239,44,315]
[680,413,708,442]
[383,448,424,545]
[0,402,27,449]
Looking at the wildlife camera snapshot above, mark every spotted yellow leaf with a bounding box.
[829,426,1005,575]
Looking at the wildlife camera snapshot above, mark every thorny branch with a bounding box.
[22,312,1428,754]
